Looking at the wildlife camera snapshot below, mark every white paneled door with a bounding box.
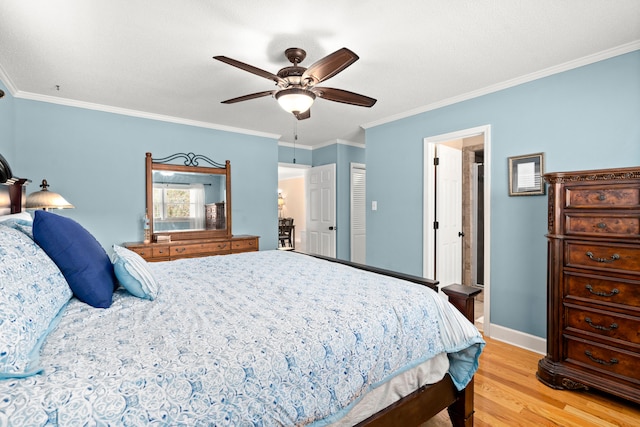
[436,144,462,287]
[306,163,336,257]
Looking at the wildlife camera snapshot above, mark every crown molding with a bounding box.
[9,89,281,141]
[278,138,364,150]
[0,62,18,95]
[362,41,640,130]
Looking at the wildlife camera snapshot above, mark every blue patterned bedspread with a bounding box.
[0,250,484,426]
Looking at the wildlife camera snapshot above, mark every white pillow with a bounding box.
[0,211,32,224]
[0,224,72,378]
[112,245,159,300]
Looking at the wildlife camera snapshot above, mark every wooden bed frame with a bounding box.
[1,179,480,427]
[308,254,481,427]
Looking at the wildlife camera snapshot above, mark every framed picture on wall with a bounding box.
[508,152,545,196]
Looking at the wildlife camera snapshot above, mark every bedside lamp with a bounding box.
[26,179,74,211]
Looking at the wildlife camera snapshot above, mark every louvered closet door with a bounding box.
[351,163,366,263]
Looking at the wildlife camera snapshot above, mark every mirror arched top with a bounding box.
[146,152,232,241]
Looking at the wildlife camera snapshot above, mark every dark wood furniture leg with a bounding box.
[441,284,482,427]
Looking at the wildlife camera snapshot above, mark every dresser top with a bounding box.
[544,166,640,184]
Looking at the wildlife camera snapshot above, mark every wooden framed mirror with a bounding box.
[146,152,232,241]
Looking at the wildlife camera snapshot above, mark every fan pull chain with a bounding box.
[293,120,297,164]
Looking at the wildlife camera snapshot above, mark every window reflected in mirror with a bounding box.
[152,171,226,232]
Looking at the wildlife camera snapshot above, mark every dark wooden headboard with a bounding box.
[0,179,29,215]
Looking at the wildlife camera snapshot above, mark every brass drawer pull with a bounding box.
[585,251,620,263]
[585,284,619,297]
[175,247,186,253]
[584,317,618,331]
[584,350,618,366]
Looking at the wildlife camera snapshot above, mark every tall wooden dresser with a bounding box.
[537,166,640,404]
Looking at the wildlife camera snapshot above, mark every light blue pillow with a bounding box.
[0,224,73,378]
[112,244,159,300]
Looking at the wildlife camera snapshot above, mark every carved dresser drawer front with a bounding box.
[231,238,258,252]
[565,186,640,209]
[565,273,640,311]
[566,242,640,275]
[565,336,640,381]
[171,242,230,257]
[566,305,640,345]
[128,246,149,259]
[152,246,171,259]
[565,214,640,238]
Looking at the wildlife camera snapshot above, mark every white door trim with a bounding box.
[423,125,492,336]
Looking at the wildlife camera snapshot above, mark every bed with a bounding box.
[0,177,484,426]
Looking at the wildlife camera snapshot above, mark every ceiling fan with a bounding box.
[213,47,376,120]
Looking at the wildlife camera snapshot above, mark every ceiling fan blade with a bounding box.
[214,56,285,85]
[221,90,275,104]
[301,48,359,84]
[313,87,377,107]
[294,109,311,120]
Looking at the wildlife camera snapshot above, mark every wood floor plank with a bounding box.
[427,335,640,427]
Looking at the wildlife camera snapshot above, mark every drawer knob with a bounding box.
[585,251,620,263]
[585,284,619,297]
[597,193,606,201]
[584,317,618,332]
[596,222,607,229]
[584,350,618,366]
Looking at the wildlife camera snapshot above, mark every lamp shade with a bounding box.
[275,88,315,114]
[26,179,74,210]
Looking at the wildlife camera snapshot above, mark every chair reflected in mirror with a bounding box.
[278,217,295,249]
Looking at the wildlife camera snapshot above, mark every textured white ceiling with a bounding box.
[1,0,639,147]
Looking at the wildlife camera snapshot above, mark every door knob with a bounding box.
[329,226,337,230]
[458,231,465,237]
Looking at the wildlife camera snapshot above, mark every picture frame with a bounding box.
[508,152,545,196]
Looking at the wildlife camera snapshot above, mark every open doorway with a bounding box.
[424,125,491,335]
[278,163,309,252]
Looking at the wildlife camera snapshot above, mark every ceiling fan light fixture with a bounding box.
[276,88,315,114]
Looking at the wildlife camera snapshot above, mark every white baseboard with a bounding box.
[486,323,546,355]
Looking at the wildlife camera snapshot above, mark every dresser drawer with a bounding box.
[152,246,171,259]
[565,336,640,382]
[565,185,640,209]
[565,213,640,238]
[564,272,640,311]
[128,246,151,259]
[566,242,640,276]
[566,304,640,345]
[231,238,258,252]
[171,241,230,257]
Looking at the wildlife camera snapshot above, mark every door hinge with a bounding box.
[434,157,439,166]
[433,221,439,230]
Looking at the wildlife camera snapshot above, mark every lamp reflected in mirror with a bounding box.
[278,192,285,218]
[26,179,74,211]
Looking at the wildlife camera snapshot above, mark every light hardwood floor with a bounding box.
[423,336,640,427]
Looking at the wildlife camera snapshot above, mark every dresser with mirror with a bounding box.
[125,152,259,261]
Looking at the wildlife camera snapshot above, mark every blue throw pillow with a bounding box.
[112,244,159,300]
[33,211,116,308]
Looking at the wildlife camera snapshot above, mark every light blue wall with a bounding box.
[0,81,16,162]
[4,95,280,251]
[366,50,640,338]
[278,142,365,260]
[278,145,312,165]
[310,143,365,260]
